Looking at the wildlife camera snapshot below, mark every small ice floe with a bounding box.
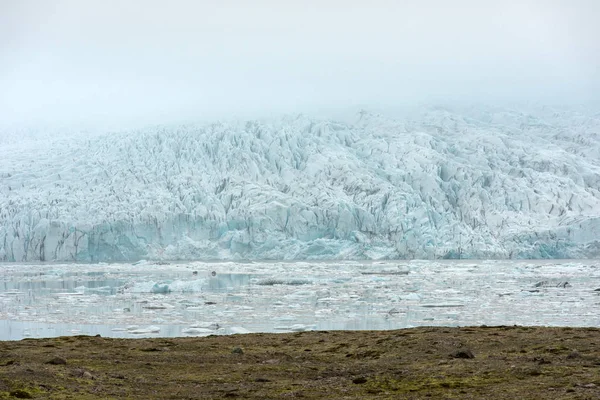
[289,324,315,332]
[182,327,213,335]
[315,309,333,316]
[285,290,316,299]
[191,321,220,330]
[317,297,339,303]
[86,286,113,294]
[127,326,161,334]
[400,293,421,301]
[229,326,252,334]
[151,283,171,294]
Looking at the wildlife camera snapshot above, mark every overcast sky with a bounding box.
[1,0,599,128]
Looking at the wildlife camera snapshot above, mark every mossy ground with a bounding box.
[1,326,599,399]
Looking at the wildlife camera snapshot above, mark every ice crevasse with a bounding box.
[0,106,599,262]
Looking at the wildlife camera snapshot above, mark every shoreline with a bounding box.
[1,326,599,399]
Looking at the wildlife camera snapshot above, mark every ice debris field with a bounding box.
[1,105,600,262]
[1,260,599,340]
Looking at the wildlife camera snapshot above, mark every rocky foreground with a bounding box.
[1,326,599,399]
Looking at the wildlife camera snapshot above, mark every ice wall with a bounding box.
[1,106,599,262]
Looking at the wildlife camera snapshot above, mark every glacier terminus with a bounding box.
[1,105,599,262]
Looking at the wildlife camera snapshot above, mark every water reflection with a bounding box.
[0,260,599,341]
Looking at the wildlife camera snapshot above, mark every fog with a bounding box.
[1,0,599,128]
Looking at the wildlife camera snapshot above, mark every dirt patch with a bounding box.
[0,326,599,399]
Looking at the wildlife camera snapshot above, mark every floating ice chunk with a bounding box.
[151,283,171,294]
[229,326,252,334]
[285,290,316,299]
[190,321,220,330]
[182,327,213,335]
[317,297,338,302]
[290,324,315,332]
[128,326,160,334]
[400,293,421,301]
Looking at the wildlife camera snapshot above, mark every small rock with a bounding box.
[9,389,33,399]
[582,383,597,388]
[533,357,551,365]
[352,377,368,384]
[46,356,67,365]
[82,371,94,379]
[450,349,475,359]
[231,347,244,355]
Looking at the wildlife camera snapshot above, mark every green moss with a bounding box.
[364,375,508,394]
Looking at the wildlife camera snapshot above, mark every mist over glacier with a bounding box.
[1,105,599,262]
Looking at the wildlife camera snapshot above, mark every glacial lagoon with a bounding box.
[0,260,598,340]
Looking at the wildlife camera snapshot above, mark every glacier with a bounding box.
[0,105,599,262]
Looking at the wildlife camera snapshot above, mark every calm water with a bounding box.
[0,260,598,340]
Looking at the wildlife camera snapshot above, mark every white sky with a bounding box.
[1,0,599,127]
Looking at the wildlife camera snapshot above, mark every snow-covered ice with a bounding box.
[0,259,598,340]
[1,106,599,262]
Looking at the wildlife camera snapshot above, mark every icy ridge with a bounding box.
[1,106,599,262]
